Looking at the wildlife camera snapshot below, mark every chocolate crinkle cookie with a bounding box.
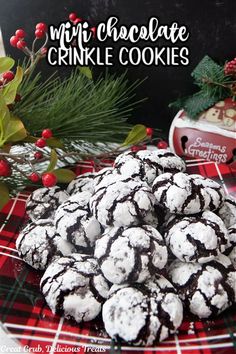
[216,195,236,228]
[26,186,69,221]
[54,191,102,253]
[152,172,225,214]
[165,211,229,263]
[90,178,158,228]
[40,254,110,323]
[224,224,236,269]
[67,172,97,195]
[114,149,186,185]
[16,219,76,270]
[168,254,236,319]
[94,225,168,284]
[102,275,183,345]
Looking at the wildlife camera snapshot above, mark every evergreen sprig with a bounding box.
[13,68,146,142]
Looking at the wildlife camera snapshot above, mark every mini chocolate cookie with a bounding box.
[224,224,236,269]
[102,275,183,345]
[93,167,115,189]
[67,172,96,195]
[40,254,110,323]
[16,219,76,270]
[55,191,102,253]
[165,211,229,263]
[94,225,168,284]
[153,172,225,215]
[90,178,158,228]
[114,149,186,185]
[168,254,236,318]
[26,186,69,221]
[216,195,236,228]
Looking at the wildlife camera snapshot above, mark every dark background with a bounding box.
[0,0,236,133]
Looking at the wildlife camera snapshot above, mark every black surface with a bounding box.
[0,0,236,133]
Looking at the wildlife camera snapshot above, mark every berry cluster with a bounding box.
[224,58,236,77]
[68,12,96,37]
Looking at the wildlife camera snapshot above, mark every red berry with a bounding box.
[29,172,40,183]
[42,129,53,139]
[157,140,169,149]
[15,29,26,39]
[0,160,11,177]
[35,29,45,39]
[146,127,154,137]
[16,40,26,49]
[42,173,57,187]
[10,35,19,47]
[41,47,48,55]
[36,22,47,32]
[69,12,77,21]
[91,27,96,37]
[131,145,139,152]
[34,151,43,160]
[2,71,15,82]
[35,138,46,148]
[74,18,82,25]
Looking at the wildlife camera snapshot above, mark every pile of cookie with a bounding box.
[16,149,236,346]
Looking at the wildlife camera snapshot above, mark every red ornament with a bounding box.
[36,22,47,32]
[35,29,45,39]
[157,140,169,149]
[224,58,236,76]
[69,13,77,21]
[29,172,41,183]
[16,40,26,49]
[35,138,46,148]
[15,29,26,39]
[42,173,57,187]
[146,127,154,137]
[10,35,19,47]
[42,129,53,139]
[34,151,43,160]
[2,71,15,82]
[0,160,11,177]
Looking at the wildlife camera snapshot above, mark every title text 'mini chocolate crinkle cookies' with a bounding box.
[40,254,110,323]
[55,191,102,253]
[16,219,76,270]
[94,225,168,284]
[26,186,69,221]
[102,275,183,345]
[90,178,158,228]
[165,211,229,263]
[152,172,225,214]
[168,254,236,319]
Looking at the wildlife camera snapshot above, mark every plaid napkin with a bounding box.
[0,158,236,354]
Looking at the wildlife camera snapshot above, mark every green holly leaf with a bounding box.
[46,137,65,149]
[122,124,147,146]
[46,149,58,172]
[0,181,10,210]
[53,168,76,183]
[0,57,14,74]
[0,93,11,146]
[79,66,93,80]
[2,66,23,105]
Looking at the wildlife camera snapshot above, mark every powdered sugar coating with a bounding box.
[55,191,102,252]
[168,254,236,318]
[102,275,183,345]
[90,178,158,228]
[114,149,186,185]
[216,195,236,228]
[40,254,110,323]
[16,219,75,270]
[26,186,69,221]
[93,167,115,189]
[224,224,236,269]
[94,225,168,284]
[67,172,96,195]
[153,172,225,215]
[165,211,229,263]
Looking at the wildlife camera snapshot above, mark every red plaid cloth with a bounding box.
[0,158,236,354]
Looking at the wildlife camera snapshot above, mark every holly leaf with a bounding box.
[0,93,11,146]
[2,66,23,105]
[79,66,93,80]
[53,168,76,183]
[0,57,14,74]
[45,149,58,172]
[3,115,27,143]
[0,181,10,210]
[46,137,65,149]
[122,124,147,146]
